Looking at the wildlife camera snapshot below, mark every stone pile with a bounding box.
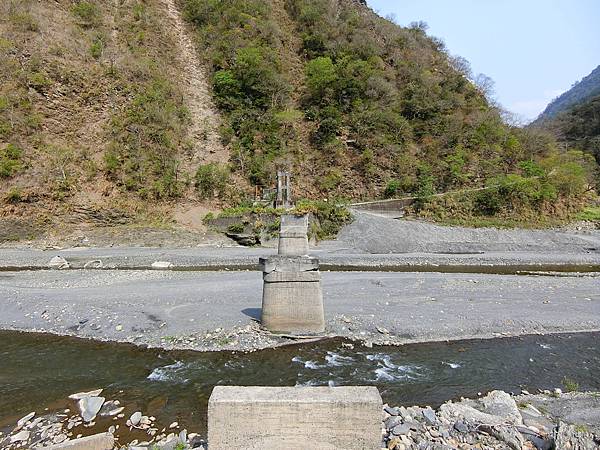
[0,389,205,450]
[382,390,600,450]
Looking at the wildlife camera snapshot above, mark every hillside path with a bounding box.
[160,0,228,164]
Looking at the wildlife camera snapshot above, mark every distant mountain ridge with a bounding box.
[532,65,600,124]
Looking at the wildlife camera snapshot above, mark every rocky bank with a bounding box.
[2,389,599,449]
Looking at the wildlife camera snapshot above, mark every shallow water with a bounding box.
[1,331,599,435]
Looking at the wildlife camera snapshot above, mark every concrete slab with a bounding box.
[263,270,321,282]
[261,278,324,333]
[208,386,383,450]
[259,256,320,273]
[36,433,114,450]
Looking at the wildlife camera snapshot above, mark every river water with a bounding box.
[1,331,599,435]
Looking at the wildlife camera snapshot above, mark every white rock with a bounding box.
[83,260,103,269]
[10,430,30,443]
[16,412,35,429]
[69,389,103,400]
[151,261,173,269]
[130,411,142,426]
[78,396,105,422]
[49,256,70,269]
[169,421,179,429]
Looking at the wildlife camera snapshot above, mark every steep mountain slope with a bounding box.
[538,94,600,164]
[180,0,596,221]
[0,0,597,243]
[0,0,225,240]
[533,65,600,124]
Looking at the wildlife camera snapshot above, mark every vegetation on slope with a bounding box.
[0,0,200,225]
[182,0,597,224]
[0,0,597,239]
[536,95,600,166]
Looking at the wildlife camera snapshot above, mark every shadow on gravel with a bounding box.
[241,308,261,321]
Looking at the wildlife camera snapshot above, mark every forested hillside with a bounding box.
[181,0,597,222]
[537,95,600,165]
[533,65,600,124]
[0,0,597,242]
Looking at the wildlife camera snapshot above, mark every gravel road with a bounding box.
[2,213,599,271]
[1,270,598,351]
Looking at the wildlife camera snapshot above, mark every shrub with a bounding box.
[90,35,105,59]
[294,199,352,239]
[562,376,579,393]
[227,223,245,234]
[0,144,23,178]
[10,12,39,32]
[71,1,102,28]
[4,187,22,204]
[384,179,401,198]
[27,72,51,91]
[306,56,337,102]
[107,78,188,199]
[195,163,229,198]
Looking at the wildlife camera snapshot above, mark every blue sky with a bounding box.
[367,0,600,122]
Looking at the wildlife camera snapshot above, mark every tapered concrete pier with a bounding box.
[260,214,325,334]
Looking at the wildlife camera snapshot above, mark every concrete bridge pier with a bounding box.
[260,214,325,335]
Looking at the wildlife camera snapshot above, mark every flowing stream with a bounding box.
[1,331,599,435]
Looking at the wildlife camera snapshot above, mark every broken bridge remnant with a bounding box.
[208,386,383,450]
[260,214,325,334]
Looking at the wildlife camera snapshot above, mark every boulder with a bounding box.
[78,396,105,422]
[480,390,523,425]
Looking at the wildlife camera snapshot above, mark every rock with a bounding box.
[83,260,103,269]
[130,411,142,426]
[52,433,67,444]
[384,416,403,430]
[78,396,105,422]
[99,401,124,417]
[384,406,400,416]
[115,325,123,331]
[16,411,35,429]
[440,402,505,427]
[49,256,70,269]
[387,436,401,450]
[169,421,179,429]
[226,232,260,247]
[391,423,411,436]
[179,429,187,442]
[69,389,103,400]
[517,425,553,450]
[479,424,524,450]
[422,408,437,425]
[152,261,174,269]
[480,390,523,425]
[554,421,599,450]
[453,420,468,433]
[10,430,30,443]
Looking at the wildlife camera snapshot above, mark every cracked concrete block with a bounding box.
[37,433,114,450]
[261,276,324,334]
[259,256,320,273]
[208,386,383,450]
[278,214,309,256]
